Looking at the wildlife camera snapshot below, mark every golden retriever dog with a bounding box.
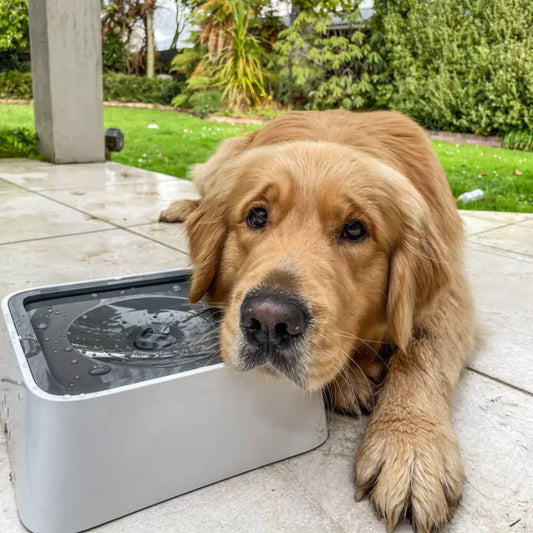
[160,110,474,532]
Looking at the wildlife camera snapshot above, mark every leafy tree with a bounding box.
[102,29,127,72]
[292,0,355,17]
[143,0,156,77]
[0,0,29,54]
[169,0,193,49]
[101,0,143,72]
[101,0,159,77]
[274,4,387,110]
[0,0,30,71]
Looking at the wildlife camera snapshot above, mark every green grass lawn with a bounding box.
[0,104,260,178]
[1,103,532,212]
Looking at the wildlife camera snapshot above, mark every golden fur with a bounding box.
[161,110,474,532]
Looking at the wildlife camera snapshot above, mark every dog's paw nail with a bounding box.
[354,488,366,502]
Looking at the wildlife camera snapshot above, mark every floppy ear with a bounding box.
[387,210,453,351]
[185,197,227,303]
[185,132,259,302]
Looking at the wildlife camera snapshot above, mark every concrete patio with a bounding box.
[0,158,531,532]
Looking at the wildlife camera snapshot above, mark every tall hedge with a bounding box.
[102,73,183,105]
[0,71,183,105]
[380,0,533,135]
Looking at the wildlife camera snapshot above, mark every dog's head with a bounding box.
[186,141,452,390]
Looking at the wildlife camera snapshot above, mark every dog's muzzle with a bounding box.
[238,288,310,385]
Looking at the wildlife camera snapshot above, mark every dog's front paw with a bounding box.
[355,415,464,532]
[159,199,200,223]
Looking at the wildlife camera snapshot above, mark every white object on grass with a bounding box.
[458,189,484,202]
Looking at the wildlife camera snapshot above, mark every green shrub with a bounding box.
[0,71,184,104]
[273,0,532,136]
[171,93,189,108]
[0,70,32,98]
[189,91,222,116]
[0,127,38,158]
[102,73,183,104]
[503,130,533,153]
[171,90,222,116]
[274,8,387,111]
[380,0,533,135]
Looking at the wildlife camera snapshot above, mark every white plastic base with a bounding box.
[1,273,327,533]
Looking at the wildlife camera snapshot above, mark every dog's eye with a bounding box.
[247,207,268,230]
[340,220,368,242]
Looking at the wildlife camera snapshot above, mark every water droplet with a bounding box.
[44,337,50,342]
[171,285,181,292]
[55,310,60,315]
[82,315,88,320]
[88,364,111,376]
[71,359,78,365]
[67,383,74,388]
[37,323,48,330]
[65,346,73,352]
[53,340,58,344]
[81,349,87,354]
[53,349,58,354]
[91,293,98,298]
[62,312,67,317]
[74,375,80,380]
[47,308,53,312]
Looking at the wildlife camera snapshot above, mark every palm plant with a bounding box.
[172,0,270,111]
[214,0,267,109]
[198,0,234,60]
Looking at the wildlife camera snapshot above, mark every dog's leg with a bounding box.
[159,199,200,223]
[354,290,474,532]
[327,348,387,415]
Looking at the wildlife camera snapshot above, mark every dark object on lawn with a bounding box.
[105,127,124,160]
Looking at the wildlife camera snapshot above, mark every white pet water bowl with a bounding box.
[1,269,327,533]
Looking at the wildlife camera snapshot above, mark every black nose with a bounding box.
[240,290,308,349]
